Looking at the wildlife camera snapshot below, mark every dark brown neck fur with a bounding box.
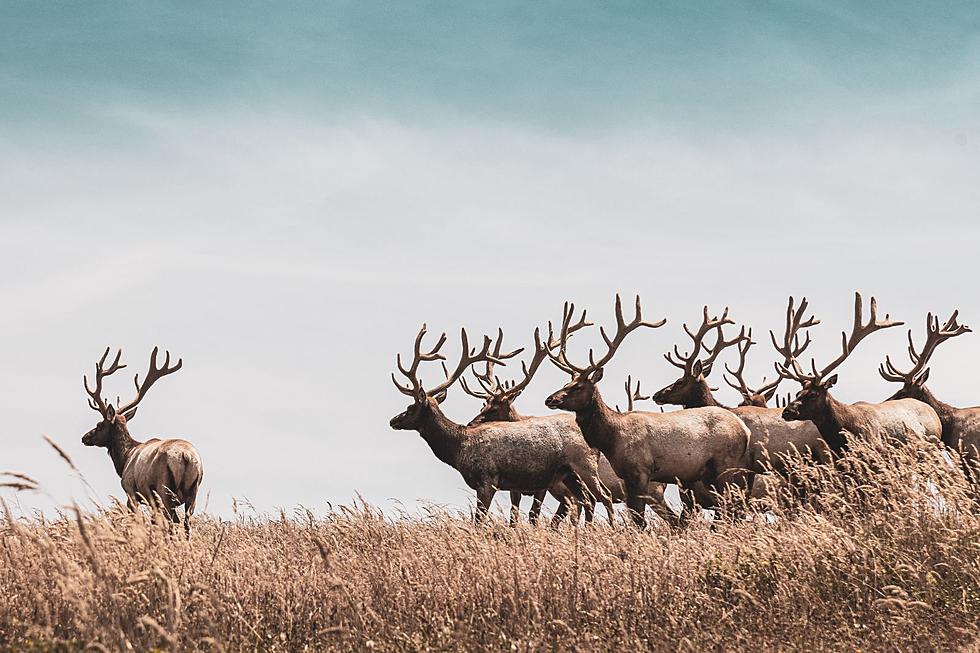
[809,393,850,454]
[573,387,619,453]
[686,380,728,410]
[916,385,958,446]
[417,405,465,467]
[107,425,140,478]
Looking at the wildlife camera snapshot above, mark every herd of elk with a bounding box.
[81,347,203,534]
[70,291,976,533]
[390,291,978,528]
[543,296,751,527]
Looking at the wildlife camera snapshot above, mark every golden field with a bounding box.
[3,435,980,652]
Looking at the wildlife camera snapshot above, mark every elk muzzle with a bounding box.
[781,403,803,422]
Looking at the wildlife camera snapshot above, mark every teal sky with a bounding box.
[2,3,979,519]
[4,2,980,135]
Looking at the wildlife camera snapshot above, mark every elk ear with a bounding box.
[432,389,448,404]
[822,374,838,390]
[590,368,604,383]
[123,407,138,421]
[691,360,704,379]
[105,404,116,420]
[916,368,931,386]
[763,387,778,401]
[414,387,427,404]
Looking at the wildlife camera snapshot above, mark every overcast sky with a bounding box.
[2,2,979,518]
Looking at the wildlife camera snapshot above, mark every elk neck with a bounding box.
[415,403,465,467]
[687,379,727,410]
[107,424,140,478]
[915,385,958,446]
[807,392,851,454]
[572,387,619,453]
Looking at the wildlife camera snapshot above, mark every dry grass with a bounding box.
[4,435,980,652]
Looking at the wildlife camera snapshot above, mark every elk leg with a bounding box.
[528,491,545,525]
[475,486,495,523]
[624,493,647,529]
[550,499,570,528]
[561,473,592,525]
[508,491,522,525]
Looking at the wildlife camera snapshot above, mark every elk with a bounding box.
[390,325,606,524]
[463,325,676,525]
[651,300,829,479]
[879,310,979,467]
[544,295,750,528]
[778,292,942,454]
[458,320,612,525]
[81,347,203,534]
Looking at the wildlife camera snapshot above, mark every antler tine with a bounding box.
[83,347,128,417]
[548,302,591,375]
[459,374,493,400]
[702,324,751,374]
[624,374,650,412]
[469,328,524,396]
[116,347,183,414]
[588,294,666,372]
[878,309,971,384]
[723,331,755,398]
[815,292,903,380]
[392,324,450,396]
[426,328,505,398]
[667,305,735,376]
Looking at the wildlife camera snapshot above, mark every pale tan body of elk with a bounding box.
[391,397,606,521]
[468,399,674,526]
[85,416,203,516]
[545,296,750,528]
[780,293,942,453]
[390,326,605,522]
[81,348,203,533]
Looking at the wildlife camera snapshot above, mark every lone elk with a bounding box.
[81,347,203,533]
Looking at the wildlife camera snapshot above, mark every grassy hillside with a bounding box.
[2,435,980,652]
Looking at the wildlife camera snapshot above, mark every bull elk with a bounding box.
[462,325,675,526]
[879,310,979,468]
[651,300,829,480]
[544,295,750,528]
[81,347,203,534]
[778,292,942,453]
[389,325,605,524]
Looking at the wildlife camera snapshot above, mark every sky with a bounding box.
[2,2,979,519]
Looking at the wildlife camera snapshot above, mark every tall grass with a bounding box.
[3,434,980,652]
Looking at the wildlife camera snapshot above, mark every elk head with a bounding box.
[82,347,183,448]
[463,313,591,425]
[545,295,665,412]
[879,310,971,402]
[723,297,820,407]
[390,325,501,430]
[652,306,747,407]
[778,292,902,422]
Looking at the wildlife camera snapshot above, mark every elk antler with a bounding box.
[879,310,971,384]
[776,292,902,384]
[465,310,594,403]
[459,328,524,401]
[392,325,503,400]
[725,297,820,403]
[550,295,666,377]
[623,374,649,412]
[115,347,183,415]
[663,306,741,377]
[84,348,127,417]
